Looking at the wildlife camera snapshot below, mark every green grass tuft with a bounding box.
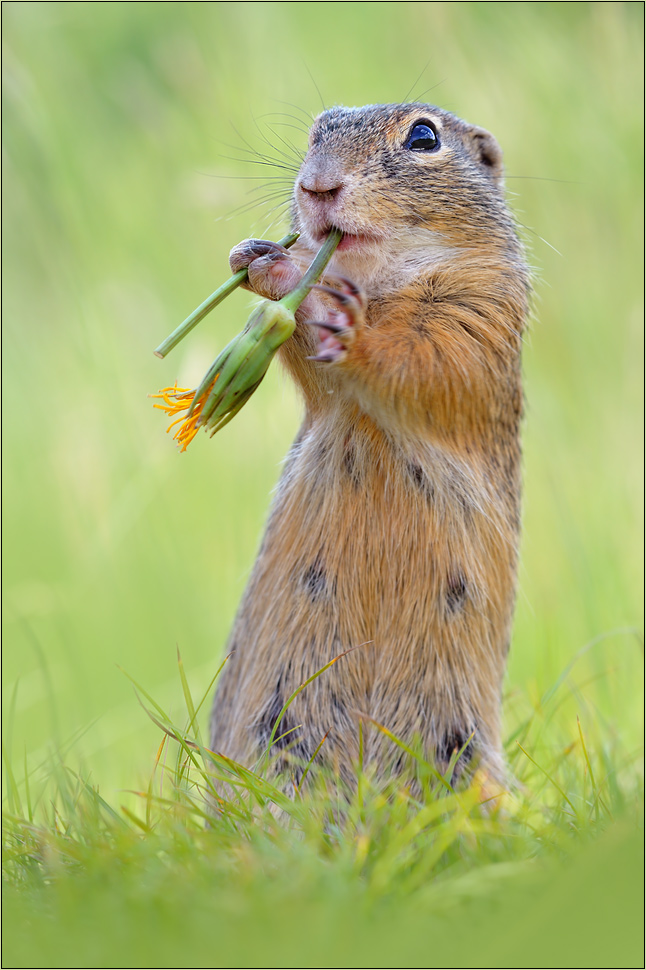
[3,655,644,968]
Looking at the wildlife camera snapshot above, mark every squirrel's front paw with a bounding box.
[306,277,366,363]
[229,238,302,302]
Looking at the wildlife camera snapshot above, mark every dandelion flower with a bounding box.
[149,380,217,452]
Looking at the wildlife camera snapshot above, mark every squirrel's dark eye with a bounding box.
[406,122,439,152]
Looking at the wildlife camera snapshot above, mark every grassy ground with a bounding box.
[2,2,644,967]
[3,670,645,968]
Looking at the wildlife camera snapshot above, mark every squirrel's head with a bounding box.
[293,103,517,292]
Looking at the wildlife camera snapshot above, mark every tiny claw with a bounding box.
[312,284,355,307]
[314,276,366,307]
[329,275,365,303]
[262,249,295,265]
[304,319,348,335]
[307,349,343,363]
[248,240,291,257]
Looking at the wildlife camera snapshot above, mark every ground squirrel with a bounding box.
[209,103,529,789]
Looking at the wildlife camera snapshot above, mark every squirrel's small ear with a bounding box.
[467,127,504,181]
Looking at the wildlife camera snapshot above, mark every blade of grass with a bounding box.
[189,653,232,731]
[120,805,151,833]
[3,680,20,774]
[133,695,296,815]
[2,741,21,816]
[577,716,600,823]
[258,644,364,771]
[296,731,329,795]
[64,767,130,829]
[357,713,455,795]
[148,734,168,827]
[117,666,175,723]
[443,730,476,786]
[176,647,201,746]
[516,741,579,818]
[23,746,33,823]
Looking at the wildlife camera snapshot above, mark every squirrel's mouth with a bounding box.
[313,225,384,252]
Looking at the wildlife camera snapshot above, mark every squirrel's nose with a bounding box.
[298,170,344,199]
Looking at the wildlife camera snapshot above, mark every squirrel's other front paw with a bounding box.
[229,238,302,301]
[306,277,366,363]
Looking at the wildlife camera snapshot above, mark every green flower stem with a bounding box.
[153,232,300,359]
[279,227,343,315]
[194,229,342,432]
[162,227,342,443]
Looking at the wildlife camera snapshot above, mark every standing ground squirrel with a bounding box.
[209,103,529,789]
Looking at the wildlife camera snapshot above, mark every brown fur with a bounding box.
[209,103,530,788]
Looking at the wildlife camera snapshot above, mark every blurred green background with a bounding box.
[3,1,643,799]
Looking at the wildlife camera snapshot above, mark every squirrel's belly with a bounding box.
[210,419,517,777]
